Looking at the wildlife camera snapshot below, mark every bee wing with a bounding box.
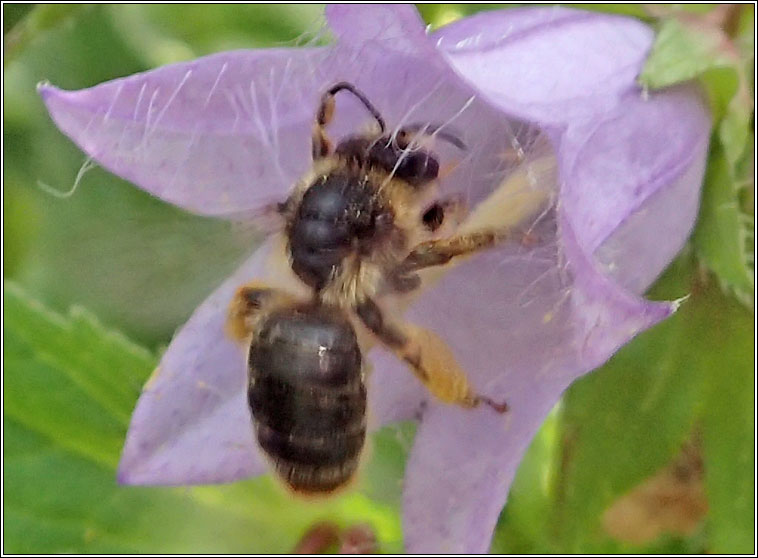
[226,201,287,239]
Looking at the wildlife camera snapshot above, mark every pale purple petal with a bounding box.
[433,6,654,125]
[118,240,277,485]
[325,5,430,55]
[585,85,711,293]
[119,233,429,484]
[400,203,674,552]
[326,5,709,553]
[40,48,328,217]
[561,84,710,259]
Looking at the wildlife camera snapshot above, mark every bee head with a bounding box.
[335,135,440,187]
[367,140,439,187]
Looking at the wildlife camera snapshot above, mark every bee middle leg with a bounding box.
[382,197,469,294]
[384,230,504,294]
[355,297,507,413]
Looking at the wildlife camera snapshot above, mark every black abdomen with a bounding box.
[248,304,366,493]
[288,173,388,290]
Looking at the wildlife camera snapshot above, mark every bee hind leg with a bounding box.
[355,297,507,414]
[226,281,291,342]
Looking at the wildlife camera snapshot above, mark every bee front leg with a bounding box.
[313,82,387,160]
[355,297,507,414]
[312,92,335,160]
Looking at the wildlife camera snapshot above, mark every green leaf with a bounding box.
[697,282,755,553]
[3,3,35,33]
[549,256,711,552]
[4,5,90,64]
[106,4,326,66]
[3,281,153,468]
[640,10,754,304]
[692,146,754,306]
[2,282,402,553]
[417,4,650,31]
[359,422,416,509]
[639,18,733,89]
[491,405,562,554]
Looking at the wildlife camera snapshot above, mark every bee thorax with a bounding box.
[287,172,392,291]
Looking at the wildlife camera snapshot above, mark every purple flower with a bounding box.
[40,5,710,553]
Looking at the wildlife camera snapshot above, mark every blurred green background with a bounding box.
[3,4,754,554]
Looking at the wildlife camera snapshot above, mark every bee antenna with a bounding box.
[326,82,386,133]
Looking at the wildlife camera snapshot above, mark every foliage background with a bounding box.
[3,4,754,553]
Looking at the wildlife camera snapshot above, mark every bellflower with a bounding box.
[40,5,710,553]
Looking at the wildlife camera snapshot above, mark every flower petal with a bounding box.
[325,5,430,55]
[319,8,710,552]
[404,379,567,553]
[397,71,708,556]
[581,85,711,293]
[117,241,278,485]
[40,48,329,217]
[399,207,675,552]
[561,84,710,259]
[433,7,654,125]
[119,234,430,485]
[398,90,709,551]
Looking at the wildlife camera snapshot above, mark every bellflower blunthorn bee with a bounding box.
[40,5,710,553]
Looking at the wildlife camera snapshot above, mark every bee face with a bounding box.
[334,134,440,187]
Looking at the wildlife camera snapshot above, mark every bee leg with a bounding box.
[402,230,502,272]
[355,297,507,413]
[385,230,503,294]
[380,197,469,295]
[313,82,386,160]
[226,281,291,341]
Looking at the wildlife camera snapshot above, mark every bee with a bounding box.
[227,82,511,494]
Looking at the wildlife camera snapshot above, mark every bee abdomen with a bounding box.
[248,305,366,494]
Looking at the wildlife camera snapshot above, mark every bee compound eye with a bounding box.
[397,152,439,186]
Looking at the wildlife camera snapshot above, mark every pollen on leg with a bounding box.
[225,281,276,342]
[400,324,508,414]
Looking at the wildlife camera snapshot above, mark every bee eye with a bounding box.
[396,152,439,186]
[366,141,439,187]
